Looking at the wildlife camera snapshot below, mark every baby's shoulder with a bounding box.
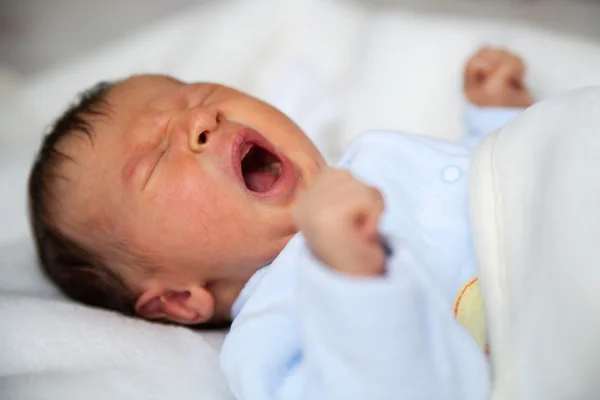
[337,130,471,177]
[340,130,470,165]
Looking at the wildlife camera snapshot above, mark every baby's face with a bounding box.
[61,75,325,323]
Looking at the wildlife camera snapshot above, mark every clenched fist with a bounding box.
[293,168,386,277]
[464,47,533,108]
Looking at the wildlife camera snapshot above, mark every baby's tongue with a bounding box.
[246,170,277,192]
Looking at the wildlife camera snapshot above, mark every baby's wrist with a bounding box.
[324,255,385,278]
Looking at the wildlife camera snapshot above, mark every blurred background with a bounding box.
[2,0,600,76]
[2,0,600,243]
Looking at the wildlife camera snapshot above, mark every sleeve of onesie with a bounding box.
[221,239,491,400]
[294,240,491,400]
[221,131,491,400]
[463,103,525,146]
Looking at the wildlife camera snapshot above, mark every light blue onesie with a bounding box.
[220,104,524,400]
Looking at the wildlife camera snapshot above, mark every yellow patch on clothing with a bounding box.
[454,277,489,355]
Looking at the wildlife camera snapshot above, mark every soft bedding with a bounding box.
[471,86,600,399]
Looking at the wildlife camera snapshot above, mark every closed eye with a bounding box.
[143,149,167,191]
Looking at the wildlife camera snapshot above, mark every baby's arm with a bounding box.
[222,168,489,400]
[291,168,490,399]
[463,47,533,144]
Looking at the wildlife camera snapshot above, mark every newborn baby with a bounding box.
[29,47,532,398]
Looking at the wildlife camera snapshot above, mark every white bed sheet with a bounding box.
[2,0,600,398]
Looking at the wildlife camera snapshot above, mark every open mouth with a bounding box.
[240,143,283,193]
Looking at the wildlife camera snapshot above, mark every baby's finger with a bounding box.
[471,46,493,60]
[464,62,490,90]
[356,209,382,240]
[339,239,386,276]
[370,187,385,213]
[322,176,370,201]
[353,188,384,235]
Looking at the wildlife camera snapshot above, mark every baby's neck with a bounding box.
[230,267,270,320]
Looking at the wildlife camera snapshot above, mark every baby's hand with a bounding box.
[464,47,533,108]
[294,168,386,277]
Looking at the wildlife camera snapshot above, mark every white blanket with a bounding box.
[3,0,600,398]
[471,86,600,399]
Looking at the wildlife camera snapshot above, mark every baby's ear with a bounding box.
[135,285,214,325]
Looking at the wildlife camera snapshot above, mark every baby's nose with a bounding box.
[184,107,221,153]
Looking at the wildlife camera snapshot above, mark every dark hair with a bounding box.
[28,81,138,316]
[28,80,232,330]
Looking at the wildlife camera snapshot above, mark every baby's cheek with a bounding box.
[168,175,239,233]
[163,182,212,227]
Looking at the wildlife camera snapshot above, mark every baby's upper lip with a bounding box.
[231,128,276,179]
[239,141,254,161]
[235,129,277,158]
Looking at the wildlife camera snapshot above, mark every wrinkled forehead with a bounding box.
[108,74,184,120]
[60,75,180,170]
[106,75,230,116]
